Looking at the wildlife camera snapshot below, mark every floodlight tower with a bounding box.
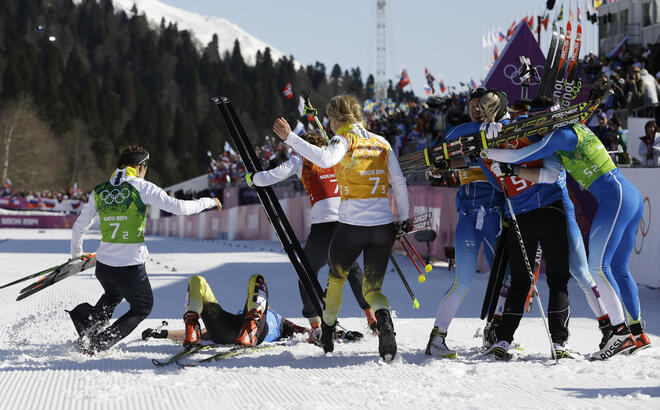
[375,0,387,101]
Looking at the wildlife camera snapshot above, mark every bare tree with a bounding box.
[0,95,32,183]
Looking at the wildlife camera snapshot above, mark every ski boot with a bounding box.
[364,308,378,335]
[627,322,651,355]
[553,342,576,359]
[591,322,635,360]
[183,311,201,347]
[484,340,511,361]
[234,308,263,347]
[375,309,397,362]
[313,320,336,353]
[425,327,457,358]
[482,317,501,349]
[306,321,322,344]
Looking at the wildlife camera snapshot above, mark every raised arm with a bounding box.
[483,126,578,164]
[251,156,302,187]
[284,133,348,169]
[138,181,220,215]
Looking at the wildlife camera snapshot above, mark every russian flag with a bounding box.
[493,45,499,61]
[397,66,410,89]
[498,32,506,42]
[424,84,432,95]
[439,79,447,94]
[469,78,478,89]
[282,83,293,100]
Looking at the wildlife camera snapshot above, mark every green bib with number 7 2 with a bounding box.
[556,123,616,190]
[93,181,147,244]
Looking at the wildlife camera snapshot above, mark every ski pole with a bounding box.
[398,238,426,283]
[401,236,432,275]
[500,179,557,363]
[389,255,420,309]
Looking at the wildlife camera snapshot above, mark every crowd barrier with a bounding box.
[146,186,491,272]
[0,209,78,228]
[146,174,660,288]
[0,197,84,212]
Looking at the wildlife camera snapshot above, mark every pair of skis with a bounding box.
[213,97,326,318]
[398,93,605,172]
[0,254,97,301]
[153,342,283,367]
[538,21,583,106]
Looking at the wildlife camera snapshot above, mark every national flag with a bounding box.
[27,197,39,208]
[499,31,506,42]
[607,36,628,59]
[490,31,498,46]
[71,201,82,210]
[223,141,236,156]
[298,96,305,116]
[397,66,410,89]
[527,15,534,30]
[577,1,582,22]
[557,2,564,21]
[438,78,447,94]
[424,84,432,95]
[282,83,293,99]
[424,67,435,94]
[493,45,499,61]
[506,21,516,39]
[2,178,10,188]
[542,13,550,30]
[469,78,478,89]
[293,120,305,136]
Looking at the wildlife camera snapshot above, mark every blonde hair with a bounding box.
[326,95,363,125]
[300,132,327,147]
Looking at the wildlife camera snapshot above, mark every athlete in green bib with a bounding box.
[484,118,650,358]
[70,145,221,353]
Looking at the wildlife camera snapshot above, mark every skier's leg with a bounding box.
[90,261,124,324]
[300,222,335,321]
[495,211,538,344]
[609,187,643,324]
[324,224,367,326]
[563,189,609,319]
[537,204,571,345]
[433,209,480,333]
[588,183,628,326]
[362,223,397,360]
[346,261,370,310]
[235,274,270,346]
[90,264,153,351]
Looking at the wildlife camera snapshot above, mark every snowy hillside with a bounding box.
[0,229,658,409]
[77,0,296,65]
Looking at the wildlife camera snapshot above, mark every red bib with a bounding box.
[300,158,340,206]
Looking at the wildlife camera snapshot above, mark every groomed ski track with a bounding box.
[0,229,658,409]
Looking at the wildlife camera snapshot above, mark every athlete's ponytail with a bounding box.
[326,95,363,125]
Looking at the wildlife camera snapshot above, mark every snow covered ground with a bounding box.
[0,228,658,409]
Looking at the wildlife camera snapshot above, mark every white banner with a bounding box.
[621,168,660,288]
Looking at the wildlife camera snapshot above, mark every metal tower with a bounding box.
[375,0,387,101]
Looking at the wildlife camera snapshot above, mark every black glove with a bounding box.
[491,161,519,177]
[394,219,413,237]
[335,330,364,341]
[142,328,168,340]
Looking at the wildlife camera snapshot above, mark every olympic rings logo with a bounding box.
[99,188,130,205]
[634,196,651,254]
[503,64,544,86]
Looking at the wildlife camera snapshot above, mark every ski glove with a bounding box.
[141,328,168,340]
[394,219,413,237]
[479,122,502,142]
[335,330,364,341]
[245,172,255,188]
[491,161,519,178]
